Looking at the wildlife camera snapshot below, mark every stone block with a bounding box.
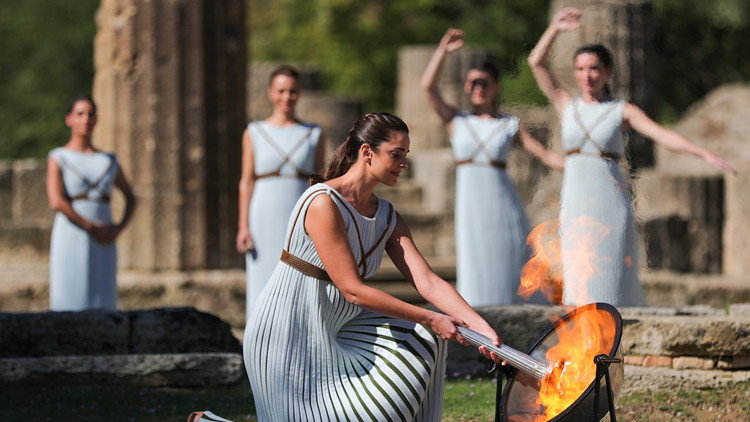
[0,307,241,358]
[672,356,715,370]
[643,355,673,367]
[0,353,244,387]
[729,304,750,317]
[0,226,50,258]
[638,173,724,273]
[624,355,645,366]
[12,159,53,227]
[0,310,130,358]
[128,307,242,354]
[621,314,750,357]
[716,355,750,370]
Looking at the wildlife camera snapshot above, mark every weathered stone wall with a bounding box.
[650,84,750,277]
[0,160,53,268]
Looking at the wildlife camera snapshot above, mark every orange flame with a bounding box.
[516,216,617,420]
[518,216,611,306]
[534,307,615,420]
[518,219,563,304]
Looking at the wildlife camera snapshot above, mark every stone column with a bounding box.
[92,0,247,270]
[549,0,655,170]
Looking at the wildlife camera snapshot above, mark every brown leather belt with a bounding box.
[565,148,621,161]
[67,193,110,202]
[455,159,506,169]
[255,170,312,181]
[280,249,331,282]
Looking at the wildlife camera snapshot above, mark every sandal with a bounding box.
[187,410,235,422]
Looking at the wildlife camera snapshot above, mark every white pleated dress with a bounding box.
[245,121,321,317]
[559,98,646,306]
[48,147,119,311]
[244,184,447,422]
[451,112,531,306]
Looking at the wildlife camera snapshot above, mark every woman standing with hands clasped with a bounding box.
[236,65,326,318]
[421,28,564,307]
[46,95,136,311]
[243,112,502,421]
[528,8,736,306]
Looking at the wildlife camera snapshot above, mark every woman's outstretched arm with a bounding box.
[528,7,581,113]
[623,103,736,174]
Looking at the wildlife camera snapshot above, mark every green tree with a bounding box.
[249,0,551,112]
[651,0,750,123]
[0,0,99,159]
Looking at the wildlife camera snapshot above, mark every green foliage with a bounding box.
[0,0,99,159]
[3,0,750,158]
[249,0,551,112]
[650,0,750,123]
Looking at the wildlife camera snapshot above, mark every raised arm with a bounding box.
[623,103,736,174]
[516,122,565,171]
[528,7,581,113]
[236,128,256,253]
[420,28,463,125]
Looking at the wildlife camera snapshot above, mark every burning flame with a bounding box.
[518,216,611,306]
[516,216,617,420]
[518,219,563,304]
[535,307,615,420]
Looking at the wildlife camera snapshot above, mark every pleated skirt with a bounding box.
[454,165,531,306]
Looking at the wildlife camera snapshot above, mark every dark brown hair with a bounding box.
[468,55,500,82]
[311,112,409,184]
[269,65,299,86]
[573,44,614,69]
[66,94,97,115]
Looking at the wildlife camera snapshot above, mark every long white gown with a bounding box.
[48,147,119,311]
[244,184,447,421]
[451,112,531,306]
[245,121,321,318]
[559,98,646,306]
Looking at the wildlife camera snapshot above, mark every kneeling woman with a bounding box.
[244,112,501,421]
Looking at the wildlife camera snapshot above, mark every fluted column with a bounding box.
[92,0,247,270]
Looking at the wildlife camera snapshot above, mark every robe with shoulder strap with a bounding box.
[559,98,646,306]
[244,121,321,318]
[243,184,447,422]
[47,147,119,311]
[450,112,532,306]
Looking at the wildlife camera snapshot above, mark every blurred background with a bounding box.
[1,0,748,160]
